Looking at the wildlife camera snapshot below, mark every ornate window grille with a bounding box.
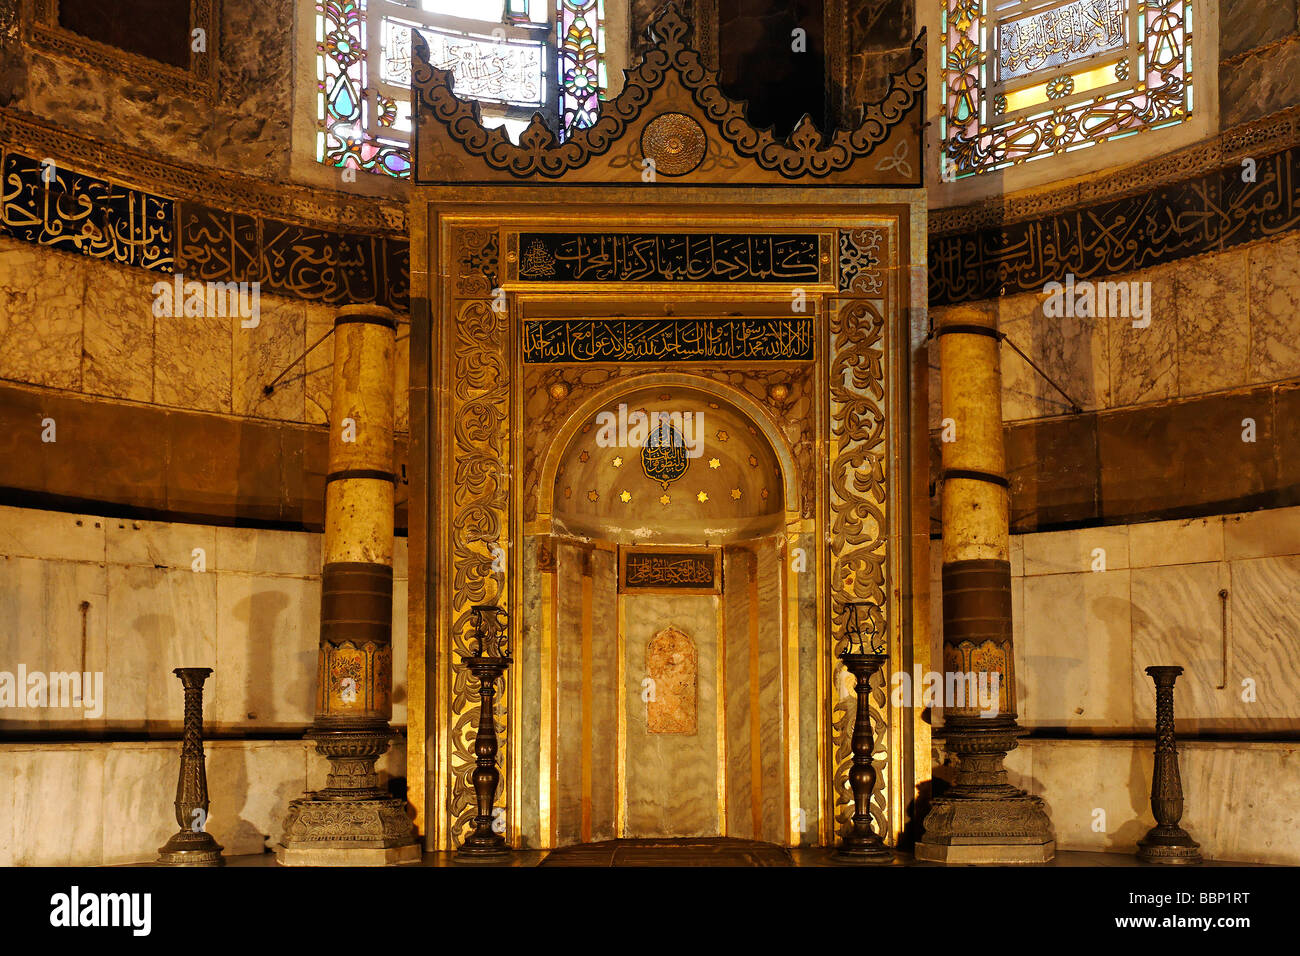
[316,0,604,179]
[941,0,1194,179]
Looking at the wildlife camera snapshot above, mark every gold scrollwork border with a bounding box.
[827,297,890,840]
[445,295,512,847]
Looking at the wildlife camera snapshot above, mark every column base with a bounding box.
[915,794,1056,865]
[277,795,419,867]
[1137,825,1202,865]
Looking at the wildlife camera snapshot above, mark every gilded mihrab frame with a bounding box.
[405,5,932,852]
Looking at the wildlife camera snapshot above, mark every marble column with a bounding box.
[278,304,420,865]
[915,304,1055,864]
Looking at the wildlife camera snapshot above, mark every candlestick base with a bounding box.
[833,830,893,864]
[157,829,225,867]
[1137,824,1202,864]
[455,830,511,862]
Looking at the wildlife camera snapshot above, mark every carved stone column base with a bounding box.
[277,796,419,867]
[1137,824,1202,865]
[158,829,225,867]
[915,794,1055,865]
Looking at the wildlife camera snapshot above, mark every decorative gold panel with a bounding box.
[827,297,890,839]
[445,286,512,847]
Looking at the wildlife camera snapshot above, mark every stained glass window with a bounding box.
[557,0,606,138]
[942,0,1194,178]
[316,0,603,179]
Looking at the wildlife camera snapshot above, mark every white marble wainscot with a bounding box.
[996,506,1300,734]
[0,738,407,866]
[0,506,409,733]
[1010,738,1299,865]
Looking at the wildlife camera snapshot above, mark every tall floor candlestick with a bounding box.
[835,652,893,863]
[158,667,224,866]
[457,605,512,861]
[1137,666,1202,864]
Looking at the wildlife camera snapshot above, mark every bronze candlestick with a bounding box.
[158,667,224,866]
[457,605,512,861]
[835,602,892,863]
[1137,665,1202,864]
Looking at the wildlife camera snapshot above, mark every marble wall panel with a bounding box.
[231,295,307,421]
[0,556,108,732]
[1020,739,1160,854]
[81,258,156,402]
[756,541,784,842]
[100,745,174,866]
[997,292,1110,420]
[1023,524,1130,576]
[723,548,754,839]
[211,571,319,729]
[1219,0,1299,59]
[1021,570,1133,729]
[304,303,334,425]
[213,524,320,576]
[1130,562,1233,731]
[589,548,618,842]
[204,741,308,856]
[0,504,105,563]
[553,542,584,845]
[9,746,106,866]
[1018,739,1300,864]
[1225,555,1300,723]
[154,311,232,413]
[103,564,219,726]
[106,516,217,571]
[1128,515,1225,568]
[1247,232,1300,381]
[1224,507,1300,560]
[623,592,719,838]
[0,751,16,866]
[0,739,409,866]
[0,238,84,389]
[1174,250,1250,397]
[1109,261,1177,407]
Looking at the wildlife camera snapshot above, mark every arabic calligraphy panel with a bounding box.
[619,547,721,595]
[510,232,830,285]
[522,318,815,363]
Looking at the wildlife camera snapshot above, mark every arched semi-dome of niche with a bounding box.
[552,385,785,544]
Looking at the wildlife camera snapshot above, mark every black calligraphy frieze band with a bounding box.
[176,202,260,283]
[929,143,1300,306]
[1,151,174,271]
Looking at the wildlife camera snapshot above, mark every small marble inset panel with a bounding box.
[646,626,697,734]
